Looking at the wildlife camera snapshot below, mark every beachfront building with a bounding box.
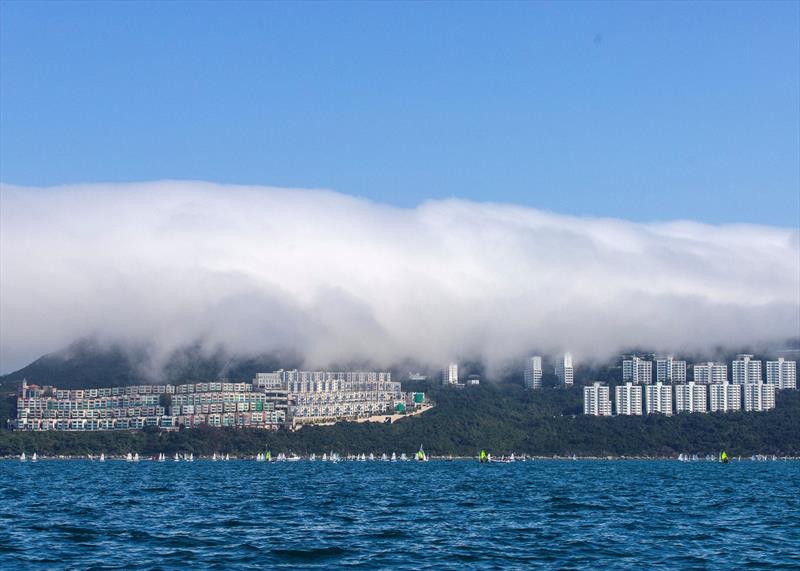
[258,370,404,424]
[743,382,776,412]
[15,370,407,431]
[644,382,673,415]
[556,353,574,388]
[14,379,287,431]
[583,382,611,416]
[674,382,708,413]
[524,356,543,390]
[614,382,643,416]
[732,354,762,385]
[766,358,797,390]
[656,355,687,384]
[709,382,742,413]
[623,355,652,384]
[693,362,727,385]
[442,363,459,386]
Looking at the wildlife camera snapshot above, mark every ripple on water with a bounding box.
[1,460,799,570]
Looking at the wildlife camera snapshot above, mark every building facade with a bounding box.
[615,382,643,415]
[442,363,459,386]
[583,382,612,416]
[656,355,687,384]
[524,356,543,390]
[693,362,728,385]
[644,382,673,415]
[709,382,742,413]
[623,355,653,384]
[14,379,287,431]
[766,358,797,390]
[258,370,404,424]
[732,354,762,385]
[674,382,708,413]
[556,353,574,388]
[743,383,776,412]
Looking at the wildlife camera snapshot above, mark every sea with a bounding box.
[1,459,799,570]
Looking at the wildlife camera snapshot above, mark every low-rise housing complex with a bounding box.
[14,370,417,431]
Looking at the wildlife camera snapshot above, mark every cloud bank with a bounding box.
[1,181,798,375]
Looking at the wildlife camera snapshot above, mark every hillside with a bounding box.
[2,384,799,457]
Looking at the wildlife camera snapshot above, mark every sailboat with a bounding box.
[31,452,38,463]
[479,449,489,463]
[212,453,218,461]
[133,452,140,462]
[391,452,397,462]
[99,453,105,462]
[381,453,388,461]
[369,453,375,461]
[174,453,180,462]
[19,452,26,462]
[322,452,328,462]
[720,451,729,464]
[225,454,230,461]
[126,452,133,462]
[309,453,316,461]
[186,453,193,462]
[415,445,428,462]
[400,453,407,461]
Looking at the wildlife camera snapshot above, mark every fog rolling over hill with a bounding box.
[1,181,798,375]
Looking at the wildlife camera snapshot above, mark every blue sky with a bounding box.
[1,1,798,225]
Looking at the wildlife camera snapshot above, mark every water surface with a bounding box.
[1,460,798,569]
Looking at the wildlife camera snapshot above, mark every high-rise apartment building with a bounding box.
[766,358,797,390]
[615,382,643,415]
[732,354,762,385]
[556,353,574,388]
[709,382,741,412]
[644,382,673,415]
[693,362,727,384]
[674,382,708,413]
[442,363,459,386]
[743,382,776,412]
[524,356,543,390]
[656,355,687,384]
[583,382,612,416]
[623,355,653,384]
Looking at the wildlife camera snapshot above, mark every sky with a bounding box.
[1,2,799,375]
[1,1,799,226]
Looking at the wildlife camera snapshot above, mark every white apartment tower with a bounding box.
[766,358,797,390]
[524,356,543,390]
[675,382,708,413]
[556,353,574,388]
[693,362,727,385]
[644,382,673,415]
[732,354,762,385]
[615,382,643,415]
[743,383,776,412]
[583,382,612,416]
[443,363,459,386]
[623,355,653,384]
[656,355,687,384]
[709,382,742,412]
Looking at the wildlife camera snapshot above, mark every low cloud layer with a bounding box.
[1,181,798,375]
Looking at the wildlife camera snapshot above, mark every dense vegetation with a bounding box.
[2,384,799,457]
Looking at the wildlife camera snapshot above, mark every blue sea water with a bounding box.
[1,460,799,570]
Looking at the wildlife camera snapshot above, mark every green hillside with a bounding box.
[2,384,798,457]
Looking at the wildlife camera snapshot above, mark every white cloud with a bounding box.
[1,181,798,375]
